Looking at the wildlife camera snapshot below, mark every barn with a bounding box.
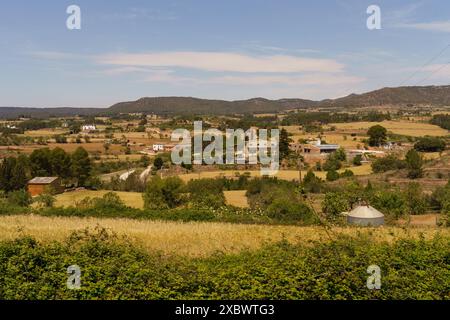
[27,177,63,196]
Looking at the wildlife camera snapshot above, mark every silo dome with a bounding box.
[346,205,384,227]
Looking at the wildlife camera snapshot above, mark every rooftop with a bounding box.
[28,177,59,184]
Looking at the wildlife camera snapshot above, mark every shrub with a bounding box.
[187,178,225,209]
[371,155,406,173]
[34,193,55,208]
[405,149,423,179]
[352,154,362,166]
[322,192,349,219]
[7,190,32,207]
[326,170,340,181]
[143,176,185,209]
[414,137,446,153]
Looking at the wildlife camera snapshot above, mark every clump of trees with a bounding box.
[414,137,446,153]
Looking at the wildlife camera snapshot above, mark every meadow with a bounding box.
[54,190,144,209]
[0,214,447,258]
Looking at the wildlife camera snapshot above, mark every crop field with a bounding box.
[23,129,68,137]
[224,190,249,208]
[0,215,447,257]
[54,190,144,209]
[330,120,449,137]
[179,164,372,182]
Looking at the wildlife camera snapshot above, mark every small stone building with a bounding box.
[27,177,63,196]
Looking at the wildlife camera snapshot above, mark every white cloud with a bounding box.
[97,51,344,73]
[398,20,450,33]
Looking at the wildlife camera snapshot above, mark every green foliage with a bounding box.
[352,154,362,166]
[0,230,448,299]
[322,192,349,219]
[326,169,340,181]
[403,183,427,215]
[279,128,292,160]
[430,114,450,130]
[371,155,406,173]
[414,136,446,153]
[153,157,164,170]
[323,153,342,171]
[405,149,423,179]
[340,169,354,178]
[334,147,347,161]
[186,179,225,209]
[7,189,32,207]
[34,193,56,208]
[143,176,185,209]
[0,156,29,192]
[302,170,323,193]
[367,125,387,147]
[71,147,91,186]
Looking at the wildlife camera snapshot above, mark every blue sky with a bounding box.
[1,0,450,107]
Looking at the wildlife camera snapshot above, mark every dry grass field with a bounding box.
[54,190,144,209]
[179,164,372,182]
[331,120,448,137]
[23,129,68,137]
[224,190,249,208]
[0,215,447,257]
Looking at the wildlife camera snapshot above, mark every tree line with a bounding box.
[0,147,91,193]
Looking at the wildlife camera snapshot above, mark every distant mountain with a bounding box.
[105,97,317,115]
[320,85,450,108]
[1,85,450,118]
[0,107,99,119]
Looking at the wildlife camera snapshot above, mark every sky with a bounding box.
[1,0,450,108]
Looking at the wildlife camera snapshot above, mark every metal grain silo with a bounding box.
[345,205,384,227]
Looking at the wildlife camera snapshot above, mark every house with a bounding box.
[27,177,64,196]
[152,144,164,152]
[302,139,340,154]
[82,125,97,132]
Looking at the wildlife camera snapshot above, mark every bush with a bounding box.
[405,149,423,179]
[186,179,225,209]
[7,190,32,207]
[322,192,349,220]
[143,176,185,209]
[266,197,316,224]
[371,155,406,173]
[34,193,55,208]
[352,154,362,166]
[414,137,446,152]
[326,170,340,181]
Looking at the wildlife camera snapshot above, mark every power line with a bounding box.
[413,60,450,86]
[398,43,450,87]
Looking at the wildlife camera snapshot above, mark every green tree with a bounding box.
[50,148,72,179]
[404,182,426,215]
[326,169,340,181]
[367,125,387,147]
[30,148,52,176]
[153,157,164,170]
[352,154,362,166]
[414,137,446,153]
[279,128,292,160]
[71,147,91,186]
[335,147,347,161]
[143,176,185,209]
[322,192,349,220]
[405,149,423,179]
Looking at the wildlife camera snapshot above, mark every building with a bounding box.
[82,125,97,132]
[302,139,340,154]
[343,205,385,227]
[152,144,165,152]
[27,177,63,196]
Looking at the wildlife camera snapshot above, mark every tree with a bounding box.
[279,128,292,161]
[352,154,362,166]
[143,176,185,209]
[414,137,446,153]
[7,189,32,207]
[322,192,349,220]
[371,155,406,173]
[71,147,91,186]
[30,148,52,176]
[367,125,387,147]
[404,182,426,215]
[153,157,164,170]
[405,149,423,179]
[187,178,225,209]
[323,153,342,171]
[335,147,347,161]
[0,157,17,192]
[50,148,72,179]
[10,155,29,191]
[326,169,340,181]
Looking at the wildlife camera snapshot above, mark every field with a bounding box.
[54,190,144,209]
[179,164,372,182]
[330,120,448,137]
[224,190,249,208]
[0,215,447,257]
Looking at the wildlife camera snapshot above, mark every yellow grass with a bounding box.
[54,190,144,209]
[179,164,372,182]
[23,129,67,137]
[0,215,447,257]
[331,120,448,137]
[224,190,249,208]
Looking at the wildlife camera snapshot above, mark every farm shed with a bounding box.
[344,205,384,227]
[27,177,64,196]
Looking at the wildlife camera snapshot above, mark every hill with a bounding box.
[1,85,450,118]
